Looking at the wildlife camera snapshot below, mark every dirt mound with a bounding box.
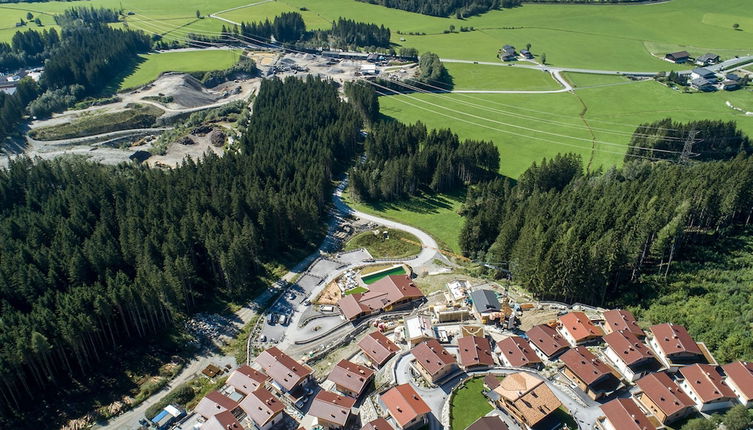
[143,74,221,109]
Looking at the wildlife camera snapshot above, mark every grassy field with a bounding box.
[446,63,559,91]
[450,377,493,430]
[118,49,241,90]
[344,190,465,254]
[29,104,164,141]
[344,228,422,259]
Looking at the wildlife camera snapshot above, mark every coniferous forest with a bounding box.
[0,76,360,426]
[358,0,500,18]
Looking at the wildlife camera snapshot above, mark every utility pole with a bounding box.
[679,128,700,164]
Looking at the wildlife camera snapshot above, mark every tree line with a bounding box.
[358,0,500,18]
[0,76,361,427]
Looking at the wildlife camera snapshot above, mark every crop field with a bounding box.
[445,63,559,91]
[118,49,241,90]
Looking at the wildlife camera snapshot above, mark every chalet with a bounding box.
[520,49,533,59]
[237,388,285,430]
[648,323,712,370]
[254,347,313,393]
[467,416,509,430]
[525,324,569,360]
[603,330,661,382]
[597,398,656,430]
[500,44,517,61]
[677,364,737,412]
[469,289,501,323]
[411,339,457,383]
[226,364,268,395]
[690,67,717,80]
[665,51,690,64]
[194,391,238,421]
[722,361,753,406]
[457,336,495,370]
[497,336,542,369]
[202,410,243,430]
[358,331,400,368]
[558,311,604,346]
[560,346,621,400]
[381,384,431,430]
[404,315,435,346]
[308,391,356,429]
[695,53,720,66]
[361,418,395,430]
[337,275,424,321]
[602,309,644,338]
[636,372,695,425]
[327,359,375,398]
[492,372,561,430]
[690,77,717,92]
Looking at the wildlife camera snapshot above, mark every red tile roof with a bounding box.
[254,347,312,392]
[327,360,375,396]
[338,275,424,320]
[559,312,604,343]
[498,336,542,367]
[560,346,614,385]
[679,364,736,404]
[526,324,569,358]
[194,391,237,419]
[337,293,371,320]
[457,336,495,368]
[358,331,400,367]
[201,410,242,430]
[649,323,702,357]
[636,372,694,418]
[237,387,284,427]
[603,310,644,338]
[600,398,656,430]
[411,339,457,377]
[722,361,753,400]
[381,384,431,428]
[361,418,395,430]
[603,330,656,367]
[309,390,356,427]
[226,364,267,395]
[466,416,509,430]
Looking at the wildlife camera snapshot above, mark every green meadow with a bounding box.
[445,63,560,91]
[118,49,241,90]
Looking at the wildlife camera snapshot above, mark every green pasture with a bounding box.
[118,49,241,90]
[563,72,630,88]
[446,63,560,91]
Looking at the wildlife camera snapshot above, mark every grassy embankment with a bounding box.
[29,104,164,141]
[118,49,242,91]
[344,228,422,259]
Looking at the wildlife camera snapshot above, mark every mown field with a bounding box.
[445,63,560,91]
[118,49,242,90]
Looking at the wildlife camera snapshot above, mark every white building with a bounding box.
[404,315,434,346]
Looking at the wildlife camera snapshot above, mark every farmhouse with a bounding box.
[361,418,395,430]
[497,336,542,369]
[560,346,621,400]
[665,51,690,63]
[602,309,644,338]
[722,74,742,90]
[358,331,400,368]
[691,68,717,81]
[648,323,712,370]
[194,391,238,420]
[226,364,268,395]
[337,275,424,321]
[691,77,717,92]
[603,330,661,382]
[254,347,313,393]
[520,49,533,59]
[411,339,457,383]
[500,44,517,61]
[635,372,694,425]
[237,388,286,430]
[381,384,431,430]
[309,390,356,429]
[457,335,495,370]
[327,359,375,398]
[492,372,561,429]
[525,324,569,360]
[722,361,753,406]
[558,311,604,346]
[695,53,720,66]
[597,398,656,430]
[469,289,501,323]
[677,364,737,412]
[404,315,435,346]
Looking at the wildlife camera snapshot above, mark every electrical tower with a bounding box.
[679,128,700,164]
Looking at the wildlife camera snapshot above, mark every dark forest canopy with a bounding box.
[460,153,753,305]
[53,6,120,26]
[349,120,499,201]
[0,76,360,427]
[625,118,752,162]
[358,0,500,18]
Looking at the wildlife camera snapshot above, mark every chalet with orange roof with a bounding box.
[380,384,431,430]
[602,310,645,338]
[309,390,356,429]
[597,398,656,430]
[603,330,661,382]
[497,336,542,369]
[560,346,621,400]
[337,275,424,321]
[636,372,694,424]
[411,339,458,383]
[327,359,375,398]
[678,364,737,412]
[492,372,561,429]
[722,361,753,406]
[361,418,395,430]
[558,312,604,346]
[457,336,495,370]
[358,331,400,368]
[525,324,569,360]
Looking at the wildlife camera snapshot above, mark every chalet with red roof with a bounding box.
[201,410,243,430]
[337,275,424,321]
[602,309,645,338]
[678,364,736,412]
[558,312,604,346]
[722,361,753,406]
[411,339,457,383]
[560,346,621,400]
[603,330,661,382]
[194,391,238,421]
[636,372,694,424]
[254,347,312,393]
[457,336,495,370]
[237,387,285,430]
[327,359,375,398]
[309,390,356,429]
[497,336,542,369]
[226,364,268,395]
[358,331,400,368]
[525,324,569,361]
[361,418,395,430]
[597,398,656,430]
[648,324,712,370]
[381,384,431,429]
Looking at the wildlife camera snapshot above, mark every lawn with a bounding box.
[118,49,241,90]
[450,377,493,430]
[562,72,631,88]
[344,190,465,254]
[445,63,560,91]
[344,228,422,259]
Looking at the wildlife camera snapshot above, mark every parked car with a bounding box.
[259,334,267,342]
[278,314,288,326]
[267,314,276,325]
